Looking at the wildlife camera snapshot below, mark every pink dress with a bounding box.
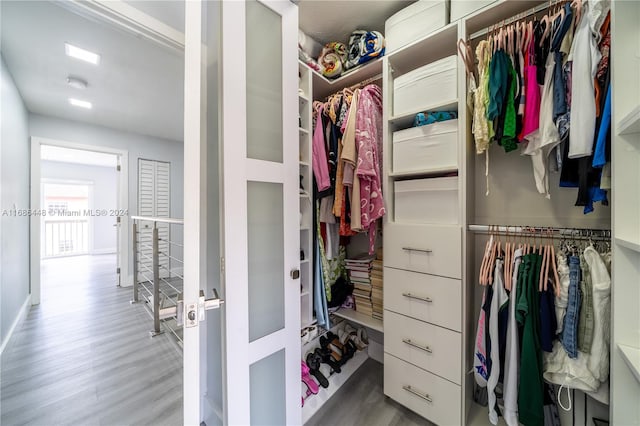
[312,106,330,191]
[520,46,542,141]
[355,85,385,254]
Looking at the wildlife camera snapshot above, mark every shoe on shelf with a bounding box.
[301,361,320,395]
[305,352,329,388]
[343,324,369,350]
[314,347,341,374]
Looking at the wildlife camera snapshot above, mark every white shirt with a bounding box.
[568,3,602,159]
[487,259,508,425]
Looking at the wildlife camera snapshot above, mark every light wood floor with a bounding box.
[307,358,433,426]
[0,255,183,426]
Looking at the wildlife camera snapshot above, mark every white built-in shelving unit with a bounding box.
[299,61,314,329]
[611,1,640,424]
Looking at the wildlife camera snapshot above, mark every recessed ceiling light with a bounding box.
[67,76,88,90]
[69,98,92,109]
[64,43,100,65]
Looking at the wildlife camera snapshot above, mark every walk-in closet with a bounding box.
[296,0,639,425]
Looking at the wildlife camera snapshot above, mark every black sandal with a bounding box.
[320,334,344,365]
[314,347,341,374]
[305,352,329,388]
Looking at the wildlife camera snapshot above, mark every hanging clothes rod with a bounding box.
[468,224,611,239]
[323,73,383,100]
[468,0,562,40]
[346,73,382,90]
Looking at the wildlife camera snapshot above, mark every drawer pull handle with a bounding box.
[402,247,433,254]
[402,385,432,403]
[402,292,433,303]
[402,338,432,353]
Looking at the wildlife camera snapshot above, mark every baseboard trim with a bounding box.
[0,294,32,356]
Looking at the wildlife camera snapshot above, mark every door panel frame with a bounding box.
[220,0,300,424]
[30,137,129,305]
[184,0,300,424]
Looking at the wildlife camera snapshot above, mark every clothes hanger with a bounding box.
[457,39,475,79]
[504,227,511,291]
[543,228,553,292]
[486,226,498,285]
[516,21,522,57]
[549,228,561,297]
[482,225,495,285]
[538,229,546,291]
[539,11,552,48]
[550,3,567,48]
[480,226,493,286]
[508,226,516,290]
[570,0,582,25]
[489,228,500,285]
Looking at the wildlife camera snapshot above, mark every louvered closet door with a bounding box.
[138,159,171,281]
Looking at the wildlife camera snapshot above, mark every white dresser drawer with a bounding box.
[384,354,461,425]
[385,311,461,384]
[384,268,461,331]
[383,223,461,278]
[394,177,459,225]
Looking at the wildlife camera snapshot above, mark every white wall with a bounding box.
[41,160,118,254]
[29,114,184,284]
[1,56,31,345]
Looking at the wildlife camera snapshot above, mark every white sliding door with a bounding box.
[182,1,301,424]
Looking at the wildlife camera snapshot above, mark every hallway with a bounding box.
[0,255,182,426]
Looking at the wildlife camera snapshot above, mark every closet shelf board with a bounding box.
[615,237,640,253]
[617,105,640,135]
[618,344,640,384]
[301,291,310,298]
[300,259,310,265]
[389,100,459,129]
[300,227,311,232]
[299,160,310,167]
[386,22,458,76]
[301,349,369,424]
[332,308,383,333]
[299,127,309,135]
[308,57,383,99]
[389,165,458,179]
[299,93,310,104]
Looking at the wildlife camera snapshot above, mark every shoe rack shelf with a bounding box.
[301,318,370,424]
[302,349,368,424]
[332,308,383,333]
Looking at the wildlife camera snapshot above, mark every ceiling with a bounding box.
[0,1,184,142]
[298,0,417,46]
[1,0,414,143]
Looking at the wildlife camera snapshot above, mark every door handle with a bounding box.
[164,289,224,327]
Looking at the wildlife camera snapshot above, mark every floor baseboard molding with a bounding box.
[0,294,32,356]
